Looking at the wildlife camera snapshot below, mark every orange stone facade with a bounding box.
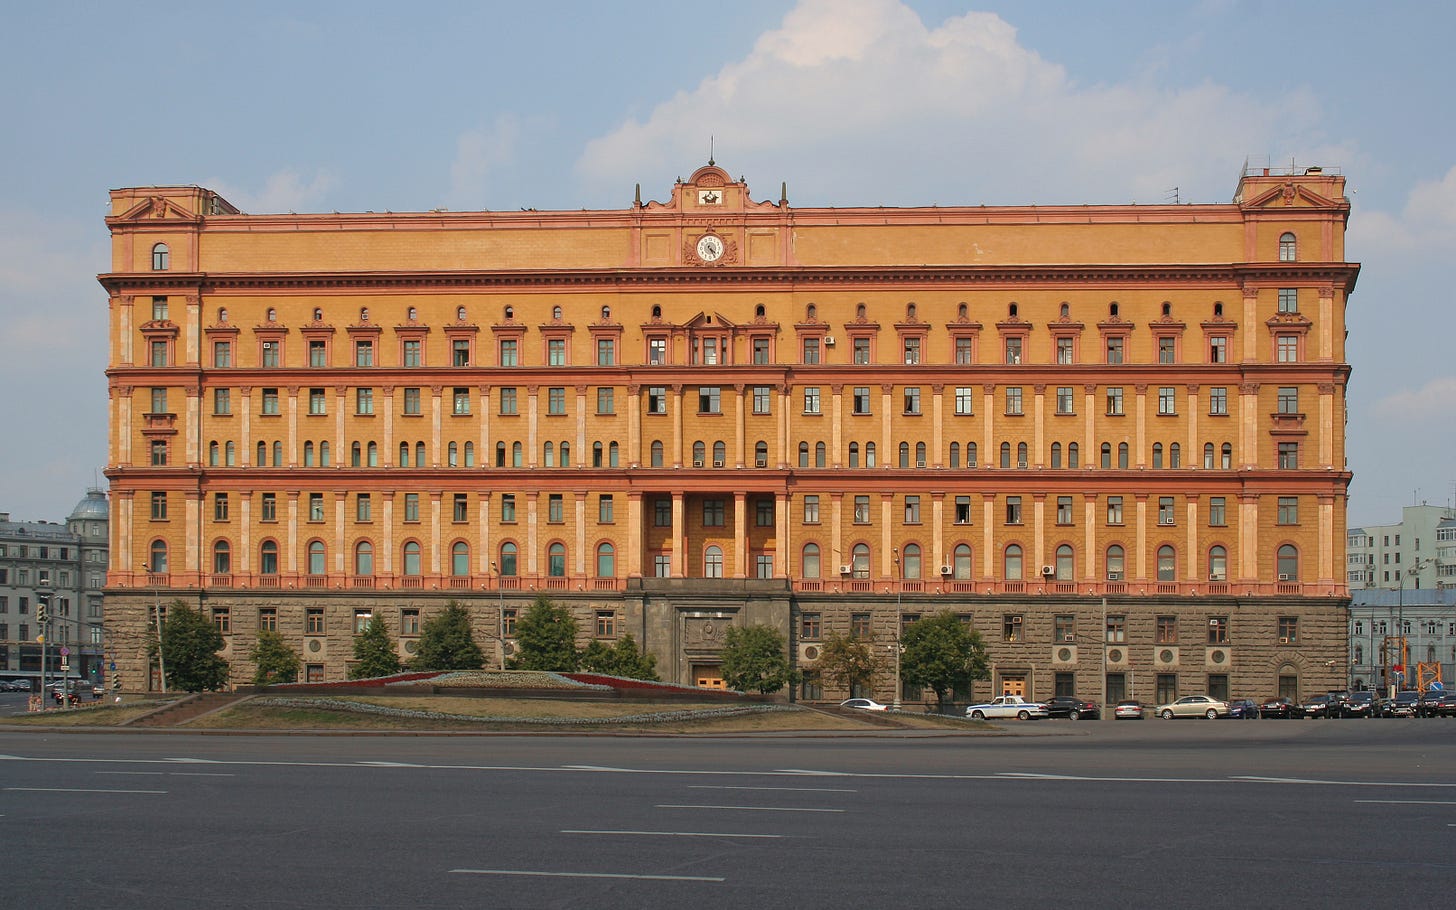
[101,163,1356,704]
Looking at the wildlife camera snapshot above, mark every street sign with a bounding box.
[60,647,70,656]
[109,662,117,671]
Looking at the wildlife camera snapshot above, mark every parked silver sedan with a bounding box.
[1155,695,1230,719]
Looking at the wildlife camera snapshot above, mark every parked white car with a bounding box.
[965,695,1049,720]
[1155,695,1230,719]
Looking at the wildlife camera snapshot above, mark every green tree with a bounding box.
[813,630,882,698]
[720,624,795,694]
[410,601,485,671]
[249,629,300,686]
[159,600,229,692]
[900,610,990,712]
[349,614,402,679]
[510,594,579,671]
[579,633,659,680]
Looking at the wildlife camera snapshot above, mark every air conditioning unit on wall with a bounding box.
[1041,565,1055,576]
[824,335,836,346]
[840,564,853,575]
[940,565,953,576]
[797,643,822,663]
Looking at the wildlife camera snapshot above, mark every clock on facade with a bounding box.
[696,234,724,262]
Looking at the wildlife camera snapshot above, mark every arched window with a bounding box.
[595,542,615,577]
[511,442,522,467]
[1277,544,1299,579]
[151,243,169,270]
[209,441,220,466]
[967,442,978,467]
[496,441,507,467]
[402,541,421,576]
[543,441,555,467]
[499,542,517,576]
[260,540,279,575]
[799,442,810,468]
[1221,443,1232,469]
[902,543,922,579]
[399,442,411,467]
[713,440,726,465]
[272,441,283,466]
[815,441,826,467]
[1017,442,1028,467]
[415,441,425,466]
[225,441,236,466]
[1068,442,1079,468]
[1117,442,1129,469]
[1279,232,1297,262]
[352,442,363,467]
[452,541,470,577]
[851,543,871,579]
[212,540,230,574]
[548,542,566,577]
[1000,442,1012,468]
[849,442,860,468]
[704,545,724,578]
[1157,545,1176,581]
[1101,442,1112,469]
[692,441,706,465]
[1170,442,1180,468]
[1055,544,1074,581]
[755,440,769,467]
[354,541,374,576]
[303,441,316,466]
[368,442,378,466]
[552,305,563,320]
[448,441,459,467]
[1004,544,1023,580]
[593,441,604,467]
[650,440,664,467]
[865,442,876,467]
[949,442,961,468]
[953,543,973,579]
[458,305,467,321]
[1050,442,1062,468]
[1152,443,1164,469]
[899,442,911,468]
[308,540,326,576]
[463,442,473,467]
[608,442,618,467]
[1208,545,1227,581]
[802,543,821,578]
[256,441,266,466]
[915,441,926,466]
[1106,545,1125,579]
[560,442,570,467]
[1204,443,1215,469]
[407,306,418,321]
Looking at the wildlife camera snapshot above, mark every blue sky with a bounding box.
[2,0,1452,527]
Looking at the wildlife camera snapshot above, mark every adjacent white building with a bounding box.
[1348,588,1456,691]
[1346,504,1456,591]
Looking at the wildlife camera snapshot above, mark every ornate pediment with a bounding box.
[1242,181,1341,209]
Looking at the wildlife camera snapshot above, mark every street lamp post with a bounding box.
[37,574,51,709]
[141,563,167,693]
[892,548,902,710]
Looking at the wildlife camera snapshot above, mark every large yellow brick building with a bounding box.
[102,162,1356,705]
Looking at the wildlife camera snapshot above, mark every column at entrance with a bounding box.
[672,492,686,577]
[733,492,747,578]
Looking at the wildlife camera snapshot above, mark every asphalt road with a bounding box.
[2,719,1453,909]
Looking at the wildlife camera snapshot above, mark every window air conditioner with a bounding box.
[1011,615,1023,624]
[824,335,836,346]
[714,459,725,468]
[1017,461,1028,469]
[967,459,977,468]
[1063,633,1076,643]
[1160,517,1175,525]
[693,459,704,468]
[839,564,853,575]
[1041,565,1055,576]
[1278,573,1291,581]
[1108,571,1122,580]
[940,565,952,576]
[1278,636,1290,644]
[916,460,926,468]
[754,458,766,468]
[1210,573,1226,581]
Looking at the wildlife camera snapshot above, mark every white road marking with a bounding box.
[1354,799,1456,805]
[96,771,165,775]
[689,785,856,792]
[169,772,235,777]
[5,787,165,794]
[451,869,723,882]
[562,829,785,838]
[358,761,421,767]
[657,804,844,812]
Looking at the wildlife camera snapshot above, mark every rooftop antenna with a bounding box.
[708,136,715,167]
[1165,187,1180,205]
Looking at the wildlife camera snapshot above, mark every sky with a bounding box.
[1,0,1452,528]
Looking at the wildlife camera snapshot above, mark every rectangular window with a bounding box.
[453,493,468,523]
[452,339,471,367]
[213,388,231,415]
[1005,496,1022,525]
[1277,496,1299,525]
[1106,387,1124,416]
[213,340,232,368]
[1004,337,1022,364]
[1054,615,1076,643]
[1056,496,1072,525]
[1105,615,1126,644]
[499,339,518,367]
[1208,386,1228,415]
[547,338,566,366]
[851,613,872,638]
[350,387,372,415]
[259,608,277,632]
[1278,617,1298,644]
[647,386,667,414]
[354,340,374,367]
[1055,386,1074,415]
[702,499,725,527]
[1158,386,1176,415]
[1158,496,1175,526]
[598,494,614,524]
[753,337,770,364]
[150,491,168,520]
[309,493,324,521]
[213,608,231,634]
[1005,387,1023,415]
[1208,496,1226,527]
[259,341,278,368]
[698,337,718,365]
[756,498,774,527]
[904,495,921,524]
[852,337,871,364]
[402,339,422,367]
[954,386,974,415]
[803,495,820,524]
[1056,336,1074,364]
[261,492,277,522]
[502,609,518,637]
[1209,336,1227,363]
[452,387,470,415]
[596,387,615,415]
[903,337,921,364]
[400,387,420,416]
[498,387,517,415]
[801,612,822,640]
[955,336,973,365]
[404,493,420,522]
[547,386,567,415]
[401,609,420,637]
[354,610,372,634]
[1277,442,1299,469]
[261,388,279,415]
[852,386,871,415]
[654,497,671,527]
[308,387,326,415]
[903,387,921,415]
[698,386,721,414]
[1106,496,1124,525]
[150,386,168,414]
[356,493,371,522]
[802,337,820,364]
[213,493,229,521]
[648,337,667,365]
[596,611,618,638]
[653,554,671,577]
[1158,336,1176,364]
[1278,288,1298,313]
[548,494,564,523]
[803,386,821,415]
[1277,334,1298,363]
[1156,674,1178,705]
[955,495,972,524]
[306,609,325,635]
[1003,614,1024,642]
[1105,336,1124,364]
[309,340,327,367]
[501,494,516,522]
[596,338,615,366]
[752,386,771,415]
[1156,615,1177,644]
[853,495,870,524]
[1208,616,1229,644]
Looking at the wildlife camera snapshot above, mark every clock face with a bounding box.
[696,235,724,262]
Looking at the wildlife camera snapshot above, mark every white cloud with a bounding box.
[206,168,338,214]
[1371,376,1456,421]
[449,115,523,206]
[577,0,1322,206]
[1349,162,1456,257]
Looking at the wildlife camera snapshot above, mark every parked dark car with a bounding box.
[1416,690,1453,717]
[1380,691,1421,717]
[1228,698,1261,719]
[1423,692,1456,717]
[1044,696,1101,720]
[1344,690,1377,718]
[1302,695,1339,718]
[1259,697,1305,719]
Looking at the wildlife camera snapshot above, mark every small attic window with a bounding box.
[266,307,277,322]
[1214,301,1224,317]
[313,307,323,321]
[151,243,169,270]
[457,305,467,321]
[1109,302,1119,317]
[601,305,611,320]
[504,306,514,320]
[1060,303,1070,319]
[360,307,370,322]
[651,305,662,319]
[856,303,866,319]
[1008,303,1018,318]
[407,306,418,321]
[957,303,968,319]
[553,305,563,320]
[1161,302,1172,317]
[906,303,916,320]
[1279,232,1297,262]
[218,307,228,324]
[755,304,766,318]
[806,303,817,320]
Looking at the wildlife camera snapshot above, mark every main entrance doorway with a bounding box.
[693,665,725,690]
[998,674,1028,698]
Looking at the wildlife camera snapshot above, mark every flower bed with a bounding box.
[271,671,444,692]
[251,696,794,726]
[561,673,719,694]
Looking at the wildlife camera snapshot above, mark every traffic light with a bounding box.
[37,600,49,624]
[112,673,122,691]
